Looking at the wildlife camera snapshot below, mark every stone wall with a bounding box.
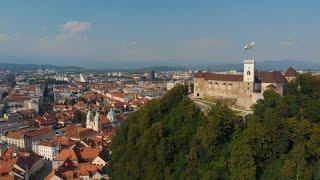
[194,77,263,110]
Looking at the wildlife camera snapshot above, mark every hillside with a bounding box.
[109,73,320,179]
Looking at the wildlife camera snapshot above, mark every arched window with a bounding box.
[247,71,251,75]
[214,82,218,89]
[222,83,226,89]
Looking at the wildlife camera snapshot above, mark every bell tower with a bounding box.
[243,59,255,93]
[243,59,255,82]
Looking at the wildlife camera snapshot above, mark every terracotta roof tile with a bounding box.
[194,72,243,82]
[54,149,78,161]
[256,71,287,83]
[24,127,52,138]
[284,67,298,77]
[79,163,102,176]
[79,147,101,160]
[15,154,43,171]
[6,131,24,139]
[39,140,59,147]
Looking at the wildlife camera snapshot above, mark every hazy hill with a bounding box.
[0,63,83,71]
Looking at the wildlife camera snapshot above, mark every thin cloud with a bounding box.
[187,37,226,49]
[61,21,91,36]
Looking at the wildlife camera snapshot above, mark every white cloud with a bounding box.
[61,21,91,36]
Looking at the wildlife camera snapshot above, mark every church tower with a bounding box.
[93,111,101,132]
[86,110,93,129]
[243,59,255,92]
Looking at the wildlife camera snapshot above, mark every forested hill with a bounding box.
[109,73,320,179]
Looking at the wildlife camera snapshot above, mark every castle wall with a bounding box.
[194,77,259,110]
[261,83,284,95]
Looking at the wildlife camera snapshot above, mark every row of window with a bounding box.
[208,82,234,90]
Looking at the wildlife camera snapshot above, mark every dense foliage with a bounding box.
[110,73,320,179]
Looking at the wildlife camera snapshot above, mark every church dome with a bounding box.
[107,110,116,123]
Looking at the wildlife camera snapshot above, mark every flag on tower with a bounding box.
[244,41,255,50]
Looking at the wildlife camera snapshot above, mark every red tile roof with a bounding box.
[4,95,29,102]
[54,136,76,148]
[24,127,52,138]
[284,67,298,77]
[256,71,287,83]
[64,125,98,140]
[39,140,59,147]
[194,72,243,82]
[79,147,101,160]
[100,115,110,124]
[6,131,24,139]
[15,154,43,171]
[35,114,57,126]
[54,149,78,161]
[0,159,16,175]
[79,163,102,176]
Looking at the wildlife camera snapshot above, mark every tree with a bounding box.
[109,73,320,179]
[73,110,85,126]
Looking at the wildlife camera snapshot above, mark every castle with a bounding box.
[193,59,297,110]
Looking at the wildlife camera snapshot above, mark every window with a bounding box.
[214,82,218,89]
[222,83,226,89]
[197,93,199,97]
[247,71,250,75]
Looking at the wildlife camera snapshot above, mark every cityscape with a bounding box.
[1,1,320,180]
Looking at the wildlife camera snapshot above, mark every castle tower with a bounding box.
[243,59,255,92]
[243,59,255,82]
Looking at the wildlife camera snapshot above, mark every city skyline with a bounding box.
[0,0,320,68]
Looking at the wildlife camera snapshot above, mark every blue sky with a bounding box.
[0,0,319,68]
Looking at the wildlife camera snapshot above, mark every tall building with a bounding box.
[147,71,156,81]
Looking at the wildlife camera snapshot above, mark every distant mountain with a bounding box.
[0,63,83,72]
[256,60,320,71]
[1,60,319,72]
[85,66,185,73]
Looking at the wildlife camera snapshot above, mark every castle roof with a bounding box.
[256,71,287,83]
[195,70,288,84]
[284,67,298,77]
[194,72,243,82]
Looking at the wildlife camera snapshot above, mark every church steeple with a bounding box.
[86,109,101,132]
